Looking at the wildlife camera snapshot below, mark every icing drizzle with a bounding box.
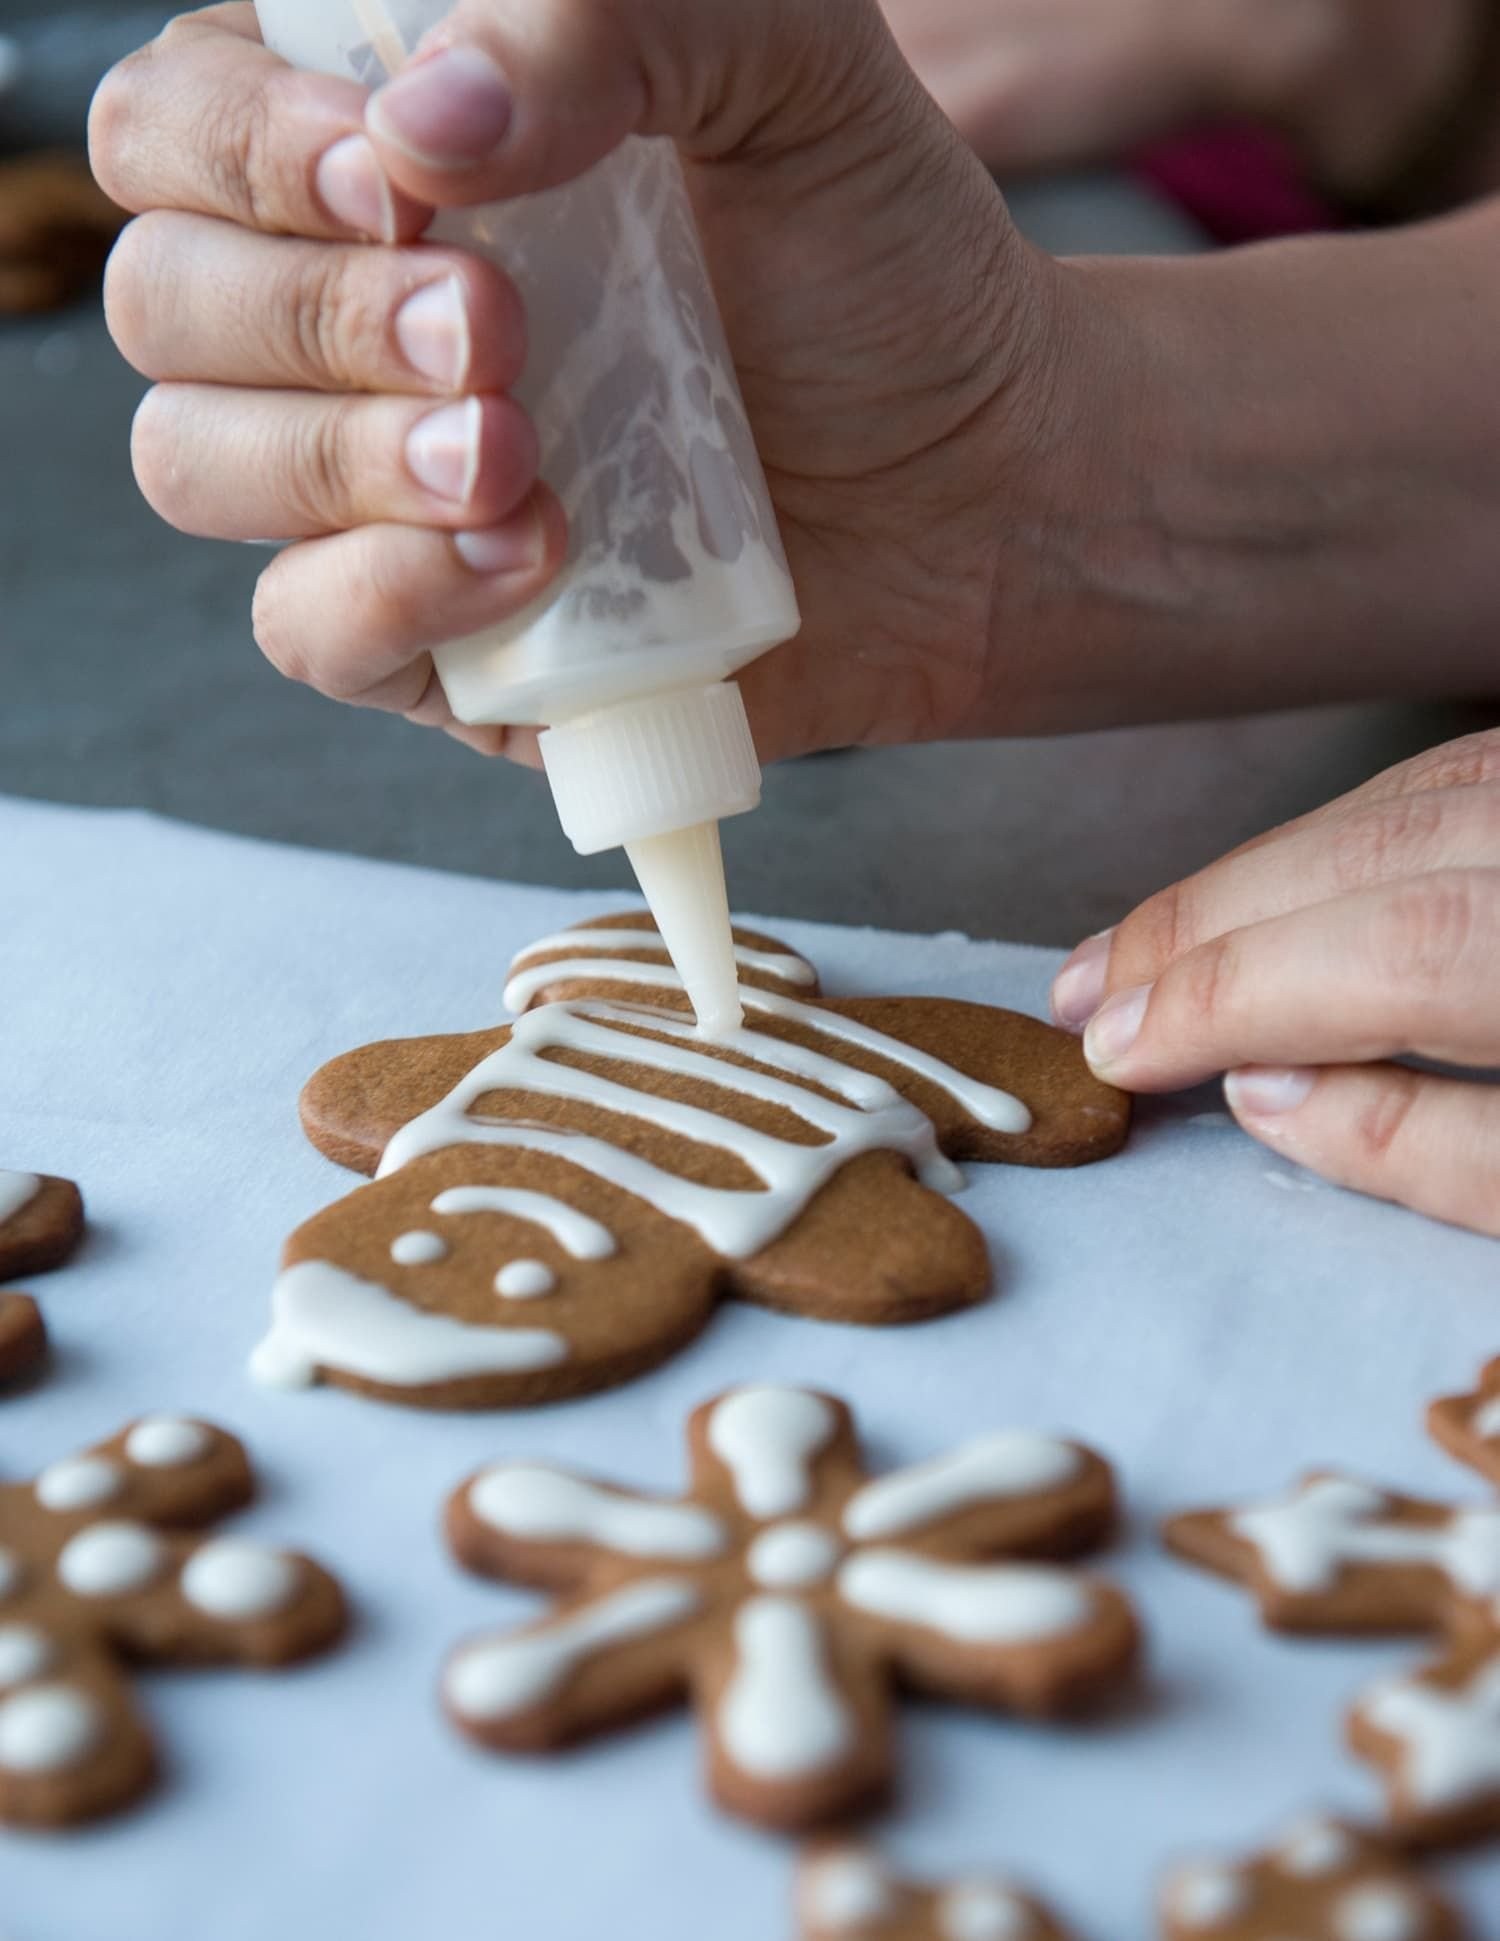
[503,929,818,1013]
[842,1433,1079,1543]
[1230,1475,1500,1596]
[467,1465,727,1561]
[716,1595,854,1778]
[1360,1651,1500,1807]
[708,1387,837,1519]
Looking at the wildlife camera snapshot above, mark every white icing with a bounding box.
[1333,1885,1426,1941]
[0,1683,103,1773]
[0,1623,55,1688]
[1277,1816,1356,1876]
[445,1578,701,1720]
[1165,1864,1250,1928]
[252,1259,568,1390]
[716,1596,854,1778]
[0,1546,20,1602]
[180,1540,299,1621]
[428,1187,616,1259]
[467,1466,727,1560]
[1230,1475,1500,1596]
[939,1882,1034,1941]
[390,1230,448,1266]
[375,981,1029,1261]
[35,1456,124,1513]
[707,1387,837,1518]
[842,1433,1080,1543]
[495,1259,556,1300]
[503,929,818,1011]
[0,1170,40,1227]
[801,1850,897,1930]
[124,1417,212,1469]
[838,1551,1090,1644]
[56,1522,167,1598]
[1359,1654,1500,1808]
[747,1521,842,1590]
[1472,1396,1500,1440]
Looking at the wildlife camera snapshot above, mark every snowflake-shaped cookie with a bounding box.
[798,1844,1073,1940]
[0,1417,346,1825]
[259,914,1128,1410]
[440,1385,1139,1830]
[1160,1816,1464,1939]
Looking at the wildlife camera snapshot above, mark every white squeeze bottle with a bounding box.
[253,0,801,1034]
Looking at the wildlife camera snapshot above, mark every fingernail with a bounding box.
[454,507,545,575]
[315,133,396,241]
[1226,1067,1316,1121]
[406,397,482,503]
[395,275,470,389]
[369,47,513,169]
[1051,928,1115,1031]
[1084,983,1151,1072]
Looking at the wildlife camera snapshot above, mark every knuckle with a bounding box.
[1395,730,1500,797]
[1375,872,1482,997]
[284,250,382,390]
[1174,931,1239,1040]
[285,399,359,531]
[1327,790,1448,893]
[1113,877,1197,985]
[1350,1075,1421,1171]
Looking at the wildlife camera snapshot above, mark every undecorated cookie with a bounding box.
[1160,1816,1464,1939]
[0,1418,346,1826]
[259,915,1128,1408]
[0,1170,84,1280]
[798,1844,1073,1940]
[439,1384,1139,1830]
[0,1295,46,1386]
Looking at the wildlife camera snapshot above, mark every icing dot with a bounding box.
[35,1456,124,1513]
[390,1230,448,1267]
[941,1882,1035,1941]
[0,1624,55,1688]
[746,1521,842,1590]
[125,1417,212,1468]
[0,1547,23,1602]
[1166,1865,1250,1929]
[1277,1817,1356,1877]
[1334,1885,1426,1941]
[0,1684,104,1773]
[802,1850,896,1929]
[495,1259,556,1301]
[180,1540,299,1621]
[57,1522,166,1598]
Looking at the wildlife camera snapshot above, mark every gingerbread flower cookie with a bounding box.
[1160,1816,1464,1939]
[0,1418,346,1826]
[798,1845,1073,1940]
[0,1295,46,1387]
[258,915,1127,1408]
[0,1170,84,1280]
[440,1385,1139,1830]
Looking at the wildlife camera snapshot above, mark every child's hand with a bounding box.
[1052,731,1500,1236]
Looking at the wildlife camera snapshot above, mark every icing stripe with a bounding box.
[1359,1655,1500,1808]
[504,930,817,1011]
[444,1578,701,1720]
[467,1465,727,1560]
[837,1551,1091,1644]
[0,1171,40,1228]
[252,1260,568,1391]
[429,1186,616,1259]
[842,1433,1081,1543]
[1229,1476,1500,1596]
[716,1596,855,1778]
[707,1388,838,1519]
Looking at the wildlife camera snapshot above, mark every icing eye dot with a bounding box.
[0,1683,104,1773]
[0,1547,23,1603]
[940,1881,1035,1941]
[1277,1817,1356,1876]
[1333,1885,1426,1941]
[180,1539,299,1621]
[390,1230,448,1267]
[124,1417,211,1469]
[35,1456,124,1513]
[802,1851,896,1927]
[495,1259,556,1301]
[1166,1865,1250,1929]
[0,1623,55,1689]
[57,1522,166,1598]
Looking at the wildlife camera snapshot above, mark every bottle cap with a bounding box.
[539,681,761,856]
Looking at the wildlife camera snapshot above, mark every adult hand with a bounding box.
[90,0,1051,760]
[1051,731,1500,1237]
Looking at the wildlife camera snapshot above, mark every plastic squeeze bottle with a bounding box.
[253,0,801,1035]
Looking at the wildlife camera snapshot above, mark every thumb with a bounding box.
[364,0,901,205]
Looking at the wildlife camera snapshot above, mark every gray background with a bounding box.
[1,4,1492,948]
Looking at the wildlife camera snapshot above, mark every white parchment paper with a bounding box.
[2,794,1498,1939]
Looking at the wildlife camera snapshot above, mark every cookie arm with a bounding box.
[104,1533,347,1668]
[0,1641,155,1828]
[299,1027,510,1173]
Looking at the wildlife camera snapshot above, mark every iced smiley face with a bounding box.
[437,1385,1140,1831]
[257,915,1129,1409]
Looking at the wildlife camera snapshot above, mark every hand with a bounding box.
[90,0,1053,762]
[1050,731,1500,1236]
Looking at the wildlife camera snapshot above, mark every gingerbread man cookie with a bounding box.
[258,915,1127,1408]
[439,1384,1139,1830]
[1160,1817,1464,1940]
[0,1295,46,1387]
[0,1170,84,1280]
[0,1418,345,1825]
[798,1845,1073,1940]
[1428,1359,1500,1490]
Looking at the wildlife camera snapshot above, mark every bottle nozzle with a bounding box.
[626,823,743,1035]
